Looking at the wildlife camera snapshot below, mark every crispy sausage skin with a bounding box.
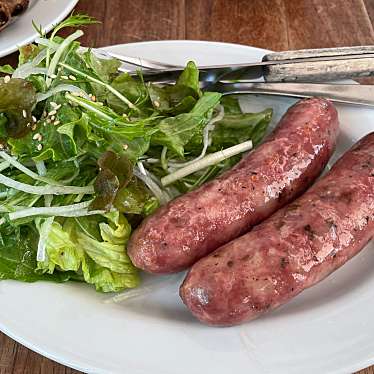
[128,98,339,274]
[180,133,374,326]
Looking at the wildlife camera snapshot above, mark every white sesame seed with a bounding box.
[31,124,37,131]
[68,75,77,81]
[50,115,55,121]
[22,110,27,118]
[26,122,31,128]
[61,75,69,80]
[32,116,37,123]
[153,100,160,108]
[50,102,58,108]
[122,144,128,150]
[0,144,4,150]
[43,111,47,117]
[53,120,60,126]
[49,74,57,79]
[46,119,51,124]
[4,75,10,83]
[37,144,43,151]
[33,133,42,141]
[48,110,57,116]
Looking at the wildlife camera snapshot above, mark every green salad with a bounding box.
[0,15,272,293]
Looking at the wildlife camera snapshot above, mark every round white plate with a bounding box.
[1,41,374,374]
[0,0,78,58]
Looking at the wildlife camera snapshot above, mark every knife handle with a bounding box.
[262,46,374,82]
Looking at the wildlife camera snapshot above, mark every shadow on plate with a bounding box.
[111,242,374,327]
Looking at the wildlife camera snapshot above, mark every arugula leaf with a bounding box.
[121,136,150,162]
[83,50,121,81]
[151,92,221,156]
[151,113,205,157]
[176,60,201,96]
[107,72,149,113]
[147,61,201,115]
[210,108,272,151]
[147,84,197,115]
[190,91,221,115]
[81,50,121,101]
[66,93,153,140]
[220,96,242,114]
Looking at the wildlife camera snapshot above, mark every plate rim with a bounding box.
[0,0,79,58]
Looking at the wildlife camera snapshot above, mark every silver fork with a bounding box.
[95,48,374,106]
[211,82,374,107]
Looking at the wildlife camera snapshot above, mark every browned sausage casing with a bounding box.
[128,98,339,274]
[180,133,374,326]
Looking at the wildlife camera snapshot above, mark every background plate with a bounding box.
[0,41,373,374]
[0,0,78,58]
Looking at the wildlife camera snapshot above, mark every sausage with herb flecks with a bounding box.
[128,98,339,274]
[180,133,374,326]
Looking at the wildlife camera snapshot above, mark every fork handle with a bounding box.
[263,46,374,82]
[217,83,374,106]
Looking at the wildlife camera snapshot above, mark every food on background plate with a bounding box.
[128,97,339,273]
[180,133,374,326]
[0,0,29,32]
[0,15,272,293]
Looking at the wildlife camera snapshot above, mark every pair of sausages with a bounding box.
[128,98,374,326]
[181,132,374,325]
[0,0,29,31]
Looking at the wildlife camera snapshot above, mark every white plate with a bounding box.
[0,0,78,58]
[0,41,374,374]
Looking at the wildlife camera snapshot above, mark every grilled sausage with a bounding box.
[180,133,374,326]
[128,98,339,274]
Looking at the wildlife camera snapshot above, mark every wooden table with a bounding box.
[0,0,374,372]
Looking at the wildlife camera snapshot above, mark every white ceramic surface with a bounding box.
[0,41,374,374]
[0,0,78,58]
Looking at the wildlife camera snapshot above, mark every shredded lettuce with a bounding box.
[37,212,139,292]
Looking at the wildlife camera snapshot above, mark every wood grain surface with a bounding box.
[0,0,374,373]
